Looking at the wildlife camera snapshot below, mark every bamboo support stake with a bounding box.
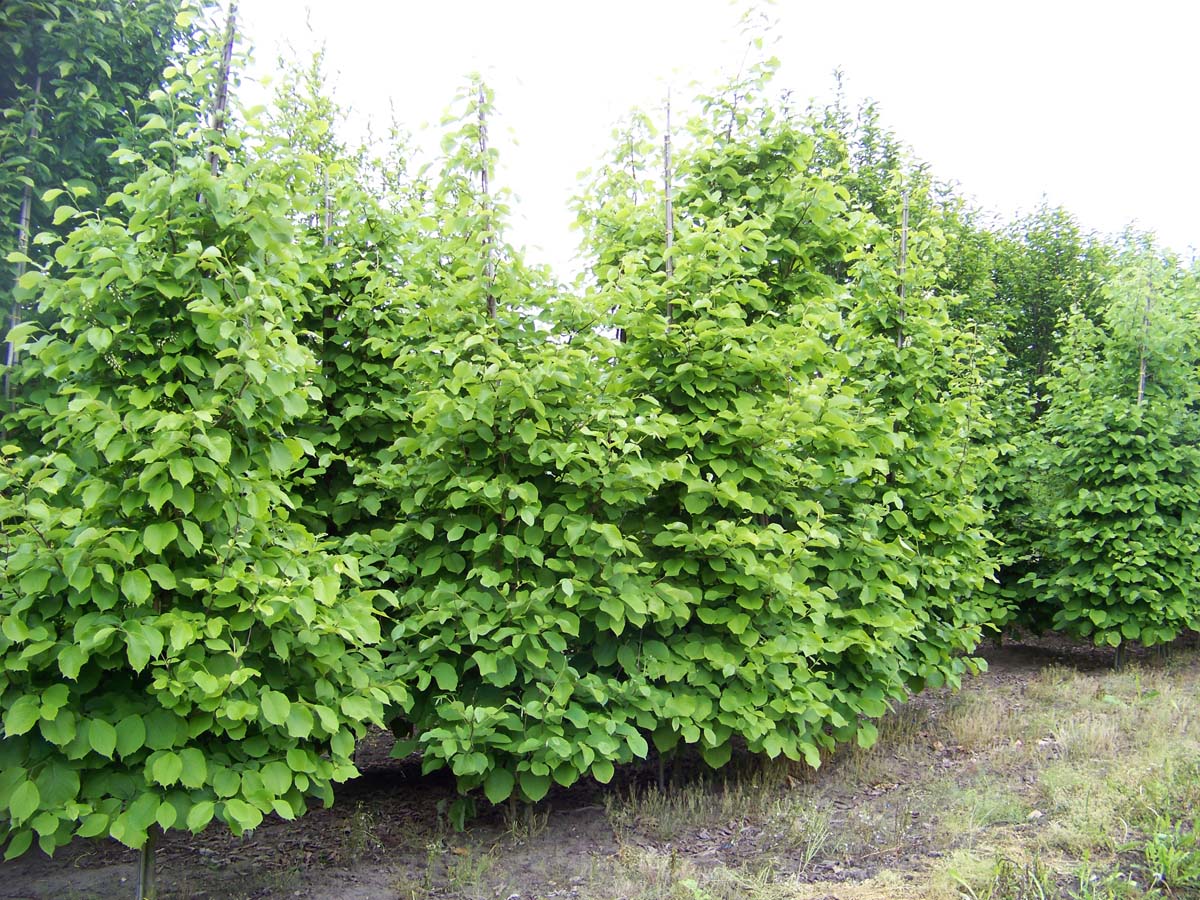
[1137,282,1152,406]
[663,90,674,323]
[208,2,238,177]
[896,189,909,350]
[2,73,42,411]
[479,82,496,320]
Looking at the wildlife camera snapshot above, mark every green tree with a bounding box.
[1026,250,1200,659]
[0,24,395,887]
[1,0,206,414]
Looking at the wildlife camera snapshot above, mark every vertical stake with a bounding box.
[3,72,42,414]
[1137,275,1152,406]
[208,2,239,177]
[479,81,496,320]
[896,188,909,350]
[663,89,674,324]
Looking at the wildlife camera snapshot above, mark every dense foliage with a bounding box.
[1025,255,1200,649]
[2,3,1196,881]
[1,0,206,417]
[0,27,394,861]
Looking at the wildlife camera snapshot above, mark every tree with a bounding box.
[1026,249,1200,661]
[1,0,205,416]
[0,21,395,892]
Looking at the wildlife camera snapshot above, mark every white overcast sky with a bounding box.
[238,0,1199,277]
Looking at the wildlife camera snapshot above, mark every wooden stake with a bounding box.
[896,189,909,350]
[616,130,637,345]
[2,72,42,413]
[663,90,674,324]
[1137,277,1152,406]
[479,82,496,320]
[208,2,238,177]
[322,171,333,247]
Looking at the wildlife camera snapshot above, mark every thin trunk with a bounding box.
[135,828,158,900]
[208,2,239,177]
[1113,643,1128,672]
[2,72,42,414]
[663,90,674,323]
[479,82,496,320]
[1137,283,1152,406]
[896,189,909,350]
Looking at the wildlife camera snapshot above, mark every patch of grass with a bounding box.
[930,783,1031,850]
[942,689,1033,753]
[604,765,788,844]
[953,855,1057,900]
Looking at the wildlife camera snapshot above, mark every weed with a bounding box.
[955,856,1055,900]
[503,800,550,843]
[445,844,499,892]
[1071,861,1145,900]
[1141,815,1200,893]
[344,801,382,860]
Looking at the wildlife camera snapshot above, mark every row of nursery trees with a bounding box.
[3,0,1200,889]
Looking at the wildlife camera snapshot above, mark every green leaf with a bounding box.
[151,752,183,786]
[143,522,178,554]
[186,801,215,833]
[5,697,41,737]
[121,570,152,604]
[590,759,615,784]
[261,761,292,796]
[430,662,458,691]
[285,705,314,739]
[223,799,263,831]
[115,715,146,758]
[519,771,551,803]
[168,457,194,487]
[260,691,291,727]
[9,782,40,823]
[88,720,117,758]
[484,767,515,804]
[179,748,207,789]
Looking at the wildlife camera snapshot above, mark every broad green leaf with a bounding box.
[483,767,515,804]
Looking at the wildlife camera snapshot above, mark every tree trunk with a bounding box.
[896,189,909,349]
[135,828,157,900]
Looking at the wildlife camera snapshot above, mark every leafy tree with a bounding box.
[0,22,394,889]
[1025,250,1200,659]
[988,205,1114,411]
[353,83,652,821]
[1,0,206,414]
[577,62,994,771]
